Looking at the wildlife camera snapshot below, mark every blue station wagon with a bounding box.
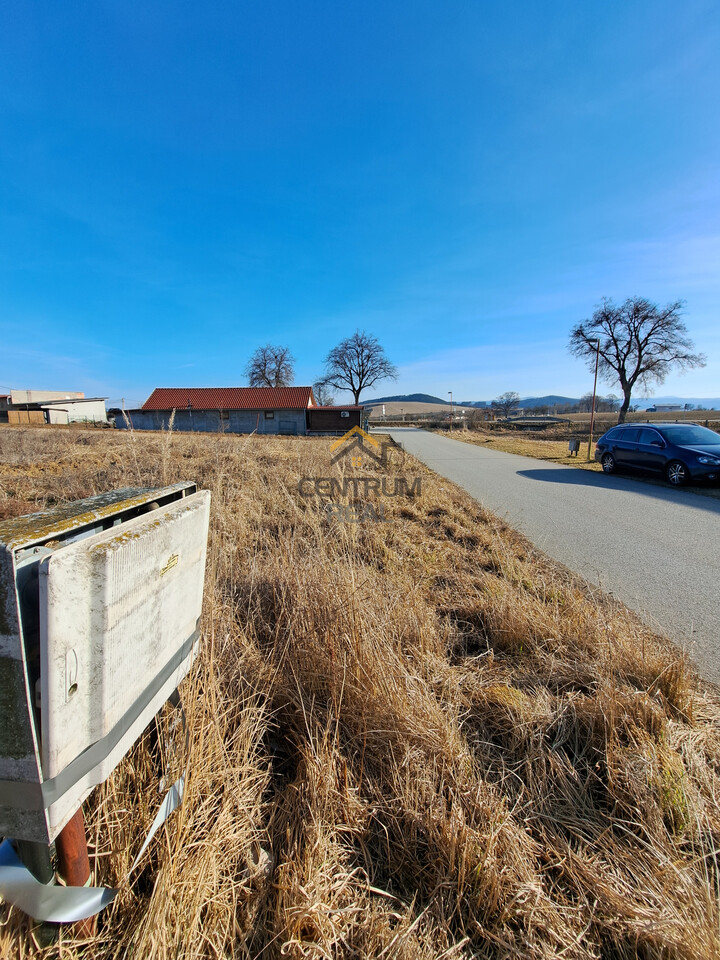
[594,422,720,486]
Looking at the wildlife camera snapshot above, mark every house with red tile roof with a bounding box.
[142,386,315,413]
[113,386,364,435]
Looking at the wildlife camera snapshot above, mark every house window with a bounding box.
[264,410,275,419]
[340,411,350,418]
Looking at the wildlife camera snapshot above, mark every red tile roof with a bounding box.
[142,386,315,411]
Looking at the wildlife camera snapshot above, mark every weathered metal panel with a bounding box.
[0,485,191,552]
[0,522,46,843]
[40,494,209,828]
[0,483,209,843]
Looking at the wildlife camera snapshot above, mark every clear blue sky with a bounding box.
[1,1,718,406]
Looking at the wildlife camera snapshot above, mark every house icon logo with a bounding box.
[298,426,419,518]
[330,426,392,468]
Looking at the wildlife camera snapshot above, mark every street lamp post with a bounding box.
[448,391,453,431]
[587,339,600,461]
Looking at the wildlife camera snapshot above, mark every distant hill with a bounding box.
[372,393,578,408]
[517,395,579,409]
[364,400,454,416]
[459,396,582,409]
[368,393,447,405]
[369,394,581,409]
[364,393,718,411]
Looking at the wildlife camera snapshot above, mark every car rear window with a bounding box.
[659,425,720,445]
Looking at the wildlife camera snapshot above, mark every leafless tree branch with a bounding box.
[568,298,705,422]
[319,330,397,404]
[245,344,296,388]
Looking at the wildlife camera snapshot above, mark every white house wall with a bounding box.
[67,400,107,423]
[41,400,107,424]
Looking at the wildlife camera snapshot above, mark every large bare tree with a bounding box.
[245,344,295,388]
[569,298,705,423]
[319,330,397,404]
[491,391,520,418]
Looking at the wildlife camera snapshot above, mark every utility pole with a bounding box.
[587,339,600,461]
[448,391,453,431]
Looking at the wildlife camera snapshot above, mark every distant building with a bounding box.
[116,387,363,436]
[0,390,107,425]
[647,404,683,413]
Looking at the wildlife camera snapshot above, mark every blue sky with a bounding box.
[1,1,718,406]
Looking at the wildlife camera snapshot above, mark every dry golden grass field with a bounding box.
[1,425,720,959]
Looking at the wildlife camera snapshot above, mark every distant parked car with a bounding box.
[594,422,720,486]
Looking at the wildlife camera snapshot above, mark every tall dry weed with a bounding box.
[0,426,718,958]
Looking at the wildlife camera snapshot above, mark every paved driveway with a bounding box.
[384,428,720,683]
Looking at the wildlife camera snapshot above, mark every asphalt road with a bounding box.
[384,428,720,683]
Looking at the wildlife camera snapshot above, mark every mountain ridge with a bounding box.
[365,393,447,405]
[365,393,719,410]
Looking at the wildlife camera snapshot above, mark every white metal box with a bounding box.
[0,483,210,843]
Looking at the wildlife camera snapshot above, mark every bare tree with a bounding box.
[577,393,620,414]
[491,391,521,418]
[319,330,397,404]
[569,298,705,423]
[577,392,595,413]
[245,344,295,388]
[312,381,335,406]
[603,393,620,412]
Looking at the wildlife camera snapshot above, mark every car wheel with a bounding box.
[665,460,688,486]
[601,453,616,474]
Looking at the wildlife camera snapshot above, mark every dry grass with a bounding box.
[437,430,604,471]
[1,425,720,959]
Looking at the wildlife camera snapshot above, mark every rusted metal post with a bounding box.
[55,808,96,938]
